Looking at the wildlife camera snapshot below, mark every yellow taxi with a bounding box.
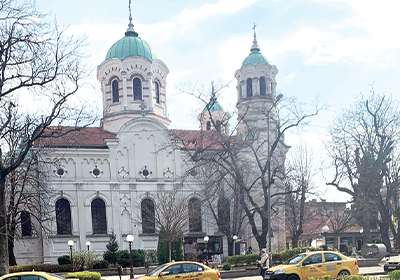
[0,272,67,280]
[137,261,221,280]
[264,251,359,280]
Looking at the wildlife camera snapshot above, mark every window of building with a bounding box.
[217,197,230,233]
[188,198,202,232]
[260,76,266,96]
[133,78,142,101]
[206,121,211,130]
[55,198,72,235]
[21,211,32,237]
[141,198,155,234]
[216,120,221,133]
[246,78,253,97]
[112,80,119,103]
[155,81,160,104]
[91,198,107,234]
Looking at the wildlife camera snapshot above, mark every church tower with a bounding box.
[234,26,279,137]
[97,9,170,133]
[198,96,231,135]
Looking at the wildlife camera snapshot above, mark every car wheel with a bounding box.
[287,274,300,280]
[337,270,350,278]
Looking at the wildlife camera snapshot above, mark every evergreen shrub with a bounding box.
[58,255,71,265]
[157,235,184,264]
[116,249,145,267]
[10,264,71,273]
[92,260,109,269]
[226,254,258,265]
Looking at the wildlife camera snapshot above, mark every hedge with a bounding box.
[226,254,259,265]
[10,264,72,273]
[92,260,109,269]
[116,249,145,267]
[389,270,400,280]
[63,272,101,280]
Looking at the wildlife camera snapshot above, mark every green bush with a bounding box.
[226,254,259,265]
[58,255,71,265]
[157,236,184,264]
[10,264,72,273]
[222,263,231,271]
[389,270,400,280]
[116,249,145,267]
[63,272,101,280]
[145,250,158,265]
[92,260,109,269]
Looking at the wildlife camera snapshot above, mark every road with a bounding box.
[102,265,386,280]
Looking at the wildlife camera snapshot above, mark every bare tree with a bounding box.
[323,204,354,249]
[285,143,318,248]
[0,0,95,275]
[175,82,322,252]
[326,91,400,251]
[149,191,188,263]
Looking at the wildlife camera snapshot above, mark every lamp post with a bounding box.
[204,236,209,265]
[126,234,134,279]
[267,93,283,268]
[232,235,238,255]
[86,241,91,251]
[321,225,329,249]
[67,240,74,271]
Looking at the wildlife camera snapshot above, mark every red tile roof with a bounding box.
[35,127,116,148]
[35,127,229,150]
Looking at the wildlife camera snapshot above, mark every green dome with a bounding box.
[242,51,268,67]
[203,98,224,113]
[106,33,157,61]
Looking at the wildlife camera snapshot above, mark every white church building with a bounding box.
[14,13,288,265]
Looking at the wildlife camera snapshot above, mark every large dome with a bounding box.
[203,98,224,113]
[105,31,157,61]
[242,51,268,67]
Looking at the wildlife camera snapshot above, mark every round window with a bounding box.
[142,169,149,177]
[190,170,197,177]
[91,166,103,178]
[57,168,65,176]
[139,166,152,179]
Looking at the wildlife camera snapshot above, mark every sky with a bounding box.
[34,0,400,201]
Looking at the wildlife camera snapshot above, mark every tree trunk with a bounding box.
[168,241,172,263]
[8,236,17,266]
[0,175,10,276]
[228,239,234,256]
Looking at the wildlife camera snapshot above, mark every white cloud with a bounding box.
[261,1,400,67]
[282,71,297,83]
[178,0,259,33]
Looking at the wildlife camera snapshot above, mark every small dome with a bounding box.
[106,34,157,61]
[242,51,268,67]
[203,98,224,113]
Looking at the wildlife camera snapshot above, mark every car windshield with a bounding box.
[146,264,167,276]
[283,254,307,264]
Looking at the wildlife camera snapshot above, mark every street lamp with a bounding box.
[126,234,134,279]
[233,235,238,255]
[267,93,283,268]
[67,240,74,271]
[321,225,329,249]
[86,241,91,251]
[204,236,209,266]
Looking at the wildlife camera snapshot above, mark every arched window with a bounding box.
[217,197,230,233]
[206,121,211,130]
[260,76,266,96]
[21,211,32,237]
[112,80,119,103]
[189,198,202,232]
[133,78,142,101]
[141,198,155,234]
[246,78,253,97]
[155,81,160,104]
[91,198,107,234]
[55,198,72,235]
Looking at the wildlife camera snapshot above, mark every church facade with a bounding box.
[13,16,288,265]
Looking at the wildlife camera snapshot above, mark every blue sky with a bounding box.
[35,0,400,201]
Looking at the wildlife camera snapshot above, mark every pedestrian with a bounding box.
[258,248,269,279]
[247,246,253,254]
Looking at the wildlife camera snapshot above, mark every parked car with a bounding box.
[0,272,67,280]
[264,251,359,280]
[384,257,400,272]
[139,261,220,280]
